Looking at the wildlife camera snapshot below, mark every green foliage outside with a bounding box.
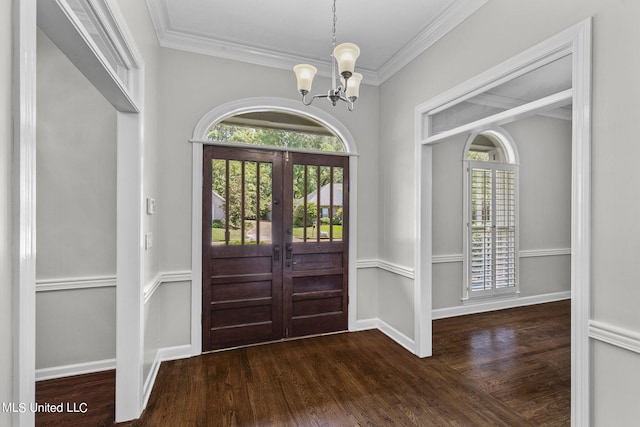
[208,123,344,153]
[293,202,317,227]
[292,225,342,240]
[210,122,346,244]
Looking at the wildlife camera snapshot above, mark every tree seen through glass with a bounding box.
[210,121,345,245]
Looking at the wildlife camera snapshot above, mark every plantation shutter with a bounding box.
[468,162,517,297]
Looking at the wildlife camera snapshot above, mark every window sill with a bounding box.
[461,291,520,306]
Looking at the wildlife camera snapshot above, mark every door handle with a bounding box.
[273,245,281,261]
[285,244,293,267]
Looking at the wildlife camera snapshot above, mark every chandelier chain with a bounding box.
[331,0,337,51]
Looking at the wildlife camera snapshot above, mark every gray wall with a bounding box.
[431,116,571,309]
[1,0,13,424]
[36,30,117,280]
[36,29,117,370]
[379,0,640,423]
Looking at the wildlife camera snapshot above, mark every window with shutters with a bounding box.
[463,130,519,301]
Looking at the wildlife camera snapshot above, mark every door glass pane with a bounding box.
[258,162,273,244]
[212,158,273,245]
[211,159,228,245]
[331,167,344,242]
[292,163,344,243]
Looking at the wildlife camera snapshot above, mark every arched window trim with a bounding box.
[463,127,520,165]
[191,97,358,156]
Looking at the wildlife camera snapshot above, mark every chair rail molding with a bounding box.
[589,320,640,355]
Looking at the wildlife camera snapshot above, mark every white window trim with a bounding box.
[462,160,520,303]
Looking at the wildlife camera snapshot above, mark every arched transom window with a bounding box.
[207,111,346,153]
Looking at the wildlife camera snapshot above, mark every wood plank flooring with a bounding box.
[36,300,570,426]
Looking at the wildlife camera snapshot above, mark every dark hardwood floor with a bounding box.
[36,300,570,426]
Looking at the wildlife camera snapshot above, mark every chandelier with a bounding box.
[293,0,363,111]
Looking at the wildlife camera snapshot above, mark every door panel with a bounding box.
[203,147,283,351]
[203,147,348,351]
[284,152,349,338]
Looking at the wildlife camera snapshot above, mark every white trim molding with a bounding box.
[377,260,414,280]
[146,0,488,87]
[36,275,117,292]
[144,270,192,304]
[589,321,640,355]
[356,259,414,280]
[13,2,38,425]
[142,344,194,409]
[376,320,416,354]
[377,0,489,84]
[431,248,571,264]
[36,358,116,382]
[520,248,571,258]
[433,291,571,320]
[432,254,464,264]
[35,343,194,384]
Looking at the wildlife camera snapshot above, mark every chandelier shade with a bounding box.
[293,64,318,94]
[342,72,362,100]
[333,43,360,77]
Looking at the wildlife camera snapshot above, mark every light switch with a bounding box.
[147,198,156,214]
[145,232,153,249]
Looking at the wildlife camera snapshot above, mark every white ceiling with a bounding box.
[145,0,489,85]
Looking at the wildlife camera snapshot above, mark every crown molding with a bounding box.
[376,0,489,84]
[146,0,487,87]
[156,27,380,86]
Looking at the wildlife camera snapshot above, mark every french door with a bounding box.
[202,146,349,351]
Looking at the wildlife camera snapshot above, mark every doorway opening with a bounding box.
[414,19,591,424]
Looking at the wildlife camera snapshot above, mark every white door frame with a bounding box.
[414,19,592,426]
[13,0,145,424]
[190,97,359,356]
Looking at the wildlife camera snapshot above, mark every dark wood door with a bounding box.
[283,152,349,338]
[202,147,284,350]
[202,146,348,351]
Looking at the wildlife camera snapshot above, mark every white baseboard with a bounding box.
[143,344,195,406]
[143,352,162,409]
[36,358,116,381]
[158,344,194,362]
[35,343,194,384]
[352,318,416,354]
[432,291,571,320]
[352,319,378,331]
[377,319,416,354]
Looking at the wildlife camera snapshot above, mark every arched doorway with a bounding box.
[190,98,358,352]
